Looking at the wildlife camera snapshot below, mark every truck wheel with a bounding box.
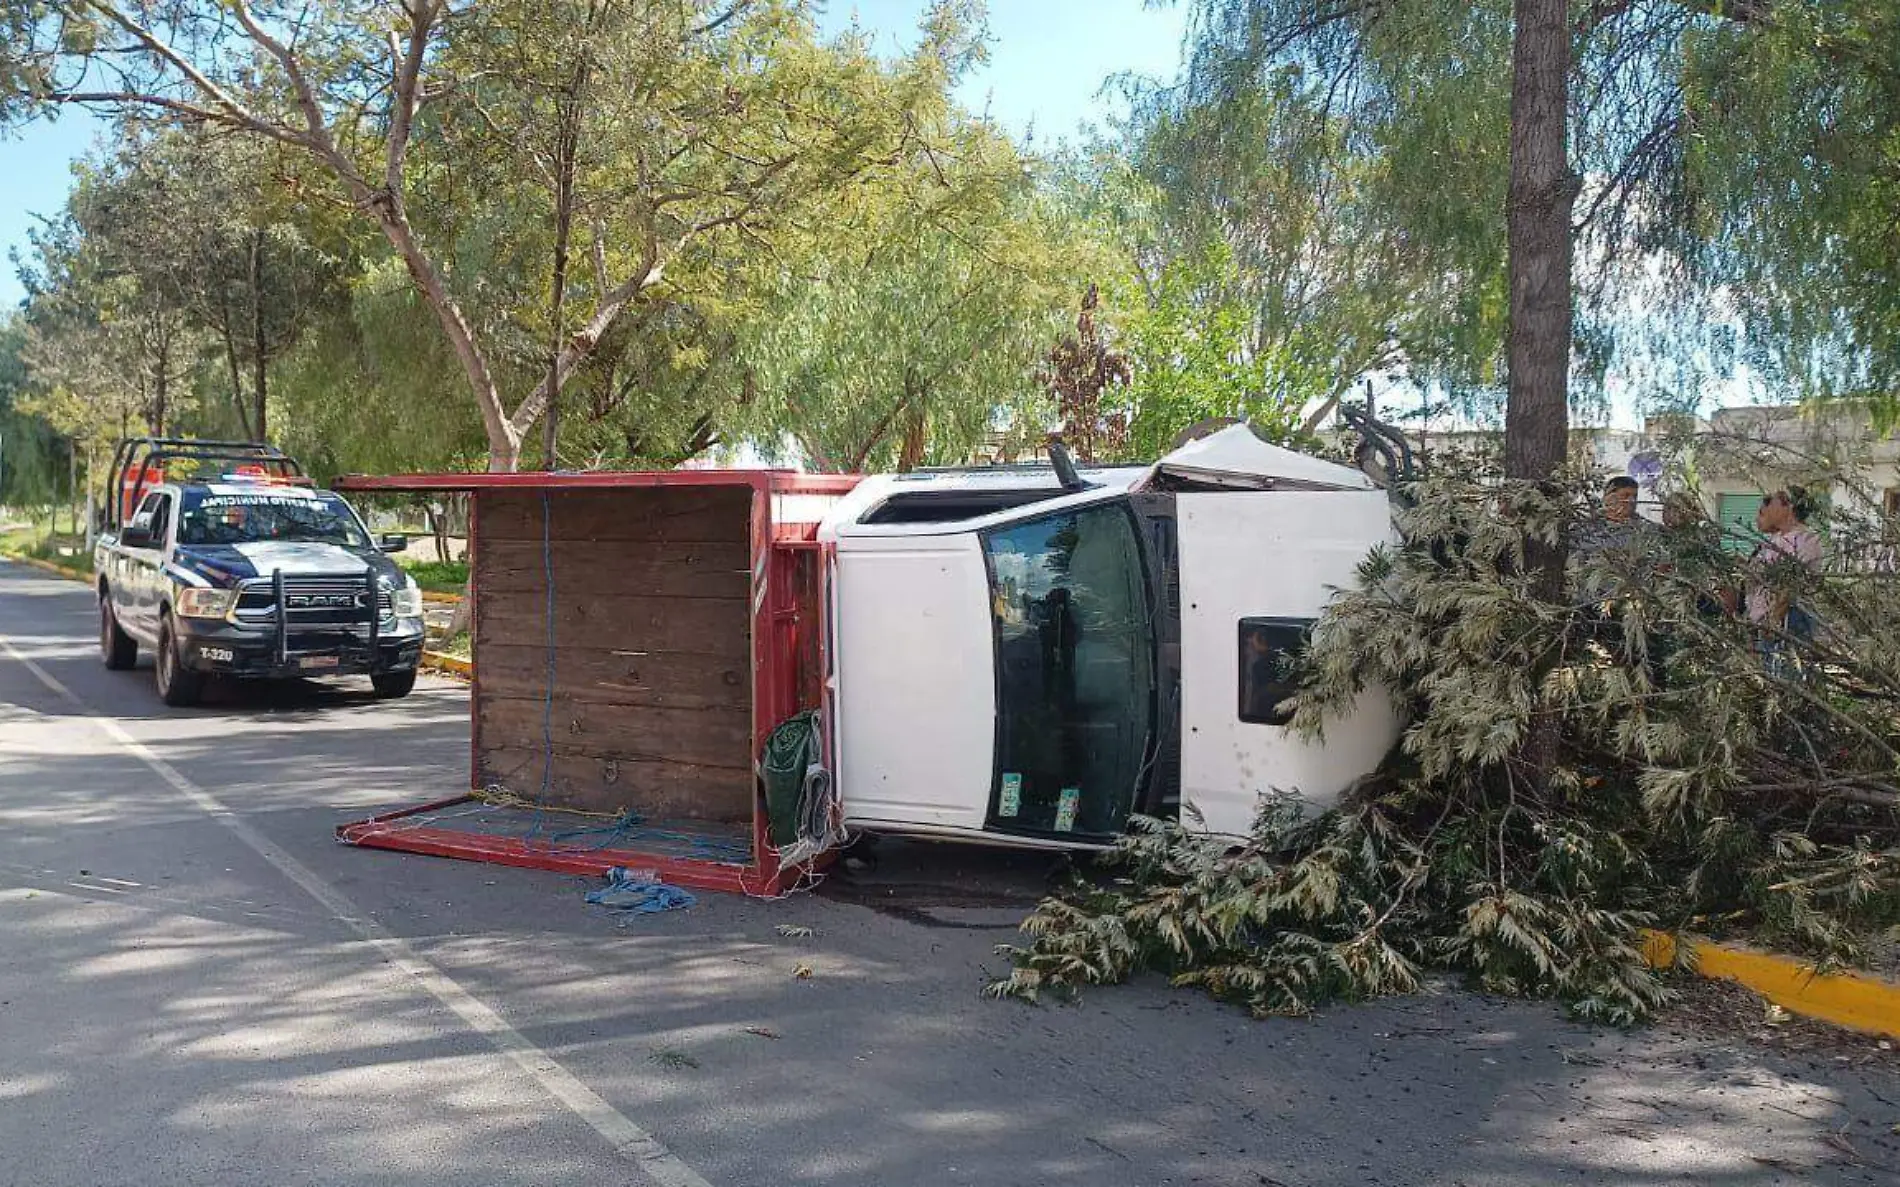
[99,593,138,670]
[155,616,203,708]
[371,670,417,699]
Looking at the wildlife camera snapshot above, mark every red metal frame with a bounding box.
[467,489,483,796]
[332,467,860,896]
[335,469,861,495]
[336,795,800,895]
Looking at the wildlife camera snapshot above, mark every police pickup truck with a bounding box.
[93,438,425,707]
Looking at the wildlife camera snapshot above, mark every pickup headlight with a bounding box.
[391,577,424,619]
[176,587,238,619]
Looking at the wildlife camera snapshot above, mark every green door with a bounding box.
[1717,493,1760,553]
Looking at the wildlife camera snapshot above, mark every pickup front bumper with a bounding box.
[174,616,424,679]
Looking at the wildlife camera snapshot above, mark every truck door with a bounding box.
[125,491,172,638]
[978,501,1158,841]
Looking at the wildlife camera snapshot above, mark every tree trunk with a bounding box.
[221,313,255,441]
[365,201,520,471]
[251,228,269,441]
[1506,0,1578,787]
[83,463,95,551]
[542,87,582,471]
[151,339,170,437]
[1505,0,1575,485]
[898,403,928,472]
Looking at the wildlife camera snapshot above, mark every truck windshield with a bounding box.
[982,501,1156,836]
[177,490,373,549]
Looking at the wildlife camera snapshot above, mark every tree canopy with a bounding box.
[1,0,1896,489]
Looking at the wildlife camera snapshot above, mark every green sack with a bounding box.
[760,710,819,849]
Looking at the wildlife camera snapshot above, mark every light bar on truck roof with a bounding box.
[221,466,313,486]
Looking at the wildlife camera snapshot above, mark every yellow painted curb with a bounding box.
[1,553,92,583]
[421,650,472,677]
[1644,931,1900,1039]
[421,590,463,605]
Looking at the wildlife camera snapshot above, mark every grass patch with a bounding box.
[398,558,469,593]
[0,526,93,576]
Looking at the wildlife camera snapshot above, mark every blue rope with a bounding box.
[544,809,750,863]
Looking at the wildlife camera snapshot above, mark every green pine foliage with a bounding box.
[992,476,1900,1023]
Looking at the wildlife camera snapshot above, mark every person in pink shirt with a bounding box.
[1742,488,1822,673]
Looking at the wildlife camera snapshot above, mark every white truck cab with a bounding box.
[819,425,1401,848]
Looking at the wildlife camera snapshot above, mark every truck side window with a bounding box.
[147,494,173,544]
[130,492,169,545]
[1238,617,1312,726]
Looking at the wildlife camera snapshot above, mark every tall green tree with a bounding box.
[1111,240,1312,457]
[43,128,345,442]
[0,313,68,506]
[8,0,991,470]
[1673,2,1900,417]
[1114,82,1466,432]
[1150,0,1900,432]
[17,197,202,445]
[741,124,1087,472]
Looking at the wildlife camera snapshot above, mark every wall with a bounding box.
[472,486,756,821]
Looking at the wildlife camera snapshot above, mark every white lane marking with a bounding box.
[0,632,715,1187]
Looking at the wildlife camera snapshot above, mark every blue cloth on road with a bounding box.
[585,866,695,914]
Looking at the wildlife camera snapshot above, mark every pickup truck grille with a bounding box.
[235,575,392,628]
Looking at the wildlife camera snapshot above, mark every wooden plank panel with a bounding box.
[477,539,750,599]
[468,484,757,824]
[474,590,748,656]
[476,746,753,821]
[475,487,751,543]
[478,694,750,770]
[478,643,749,710]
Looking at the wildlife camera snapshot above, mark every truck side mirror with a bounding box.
[120,524,156,549]
[377,534,408,554]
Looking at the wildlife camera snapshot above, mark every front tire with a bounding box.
[155,615,203,707]
[371,669,417,699]
[99,593,137,670]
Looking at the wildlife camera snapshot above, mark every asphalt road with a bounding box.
[1,559,1895,1187]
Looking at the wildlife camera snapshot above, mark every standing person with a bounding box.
[1575,476,1643,559]
[1574,476,1651,669]
[1744,488,1823,674]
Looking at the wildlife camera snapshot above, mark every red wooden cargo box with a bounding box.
[332,468,859,896]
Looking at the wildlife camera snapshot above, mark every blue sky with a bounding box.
[0,107,104,306]
[0,1,1187,309]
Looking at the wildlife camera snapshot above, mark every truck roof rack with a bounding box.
[105,437,308,530]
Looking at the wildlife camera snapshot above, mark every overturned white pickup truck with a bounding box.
[822,424,1401,848]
